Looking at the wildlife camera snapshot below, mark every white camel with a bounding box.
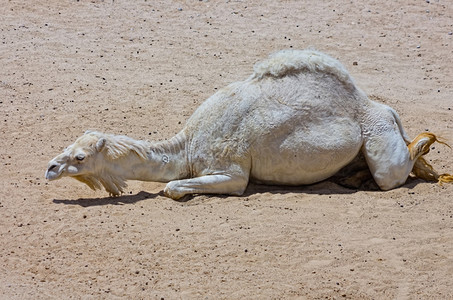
[45,49,453,199]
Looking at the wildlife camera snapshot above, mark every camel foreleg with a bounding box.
[163,174,249,200]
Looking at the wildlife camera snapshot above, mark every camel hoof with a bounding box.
[163,182,185,200]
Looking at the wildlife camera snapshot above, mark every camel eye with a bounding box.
[75,154,85,161]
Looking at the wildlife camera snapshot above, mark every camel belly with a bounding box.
[250,152,357,185]
[249,119,362,185]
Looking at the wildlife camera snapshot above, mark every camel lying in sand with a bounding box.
[45,49,453,199]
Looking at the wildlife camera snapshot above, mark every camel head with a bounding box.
[46,131,110,190]
[45,131,145,196]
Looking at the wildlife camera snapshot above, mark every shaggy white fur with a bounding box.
[83,130,150,161]
[252,49,355,89]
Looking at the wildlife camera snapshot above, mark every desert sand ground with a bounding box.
[1,0,453,299]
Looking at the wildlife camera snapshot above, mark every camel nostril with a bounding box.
[48,164,57,172]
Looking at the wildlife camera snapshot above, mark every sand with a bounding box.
[1,0,453,298]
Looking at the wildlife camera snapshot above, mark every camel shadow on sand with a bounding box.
[238,176,423,198]
[249,177,422,196]
[52,177,425,206]
[52,191,160,207]
[173,176,425,203]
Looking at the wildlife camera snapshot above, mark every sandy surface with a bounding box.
[1,0,453,299]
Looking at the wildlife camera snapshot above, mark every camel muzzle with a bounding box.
[45,163,61,180]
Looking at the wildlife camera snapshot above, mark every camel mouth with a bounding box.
[45,164,63,181]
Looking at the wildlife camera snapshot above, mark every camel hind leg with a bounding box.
[362,104,431,190]
[368,104,453,187]
[363,125,413,190]
[363,128,452,190]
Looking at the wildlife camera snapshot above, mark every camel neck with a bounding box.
[150,132,187,159]
[148,132,190,181]
[104,131,190,183]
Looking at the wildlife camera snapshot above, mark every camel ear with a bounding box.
[96,138,106,152]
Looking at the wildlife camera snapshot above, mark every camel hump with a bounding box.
[252,49,355,88]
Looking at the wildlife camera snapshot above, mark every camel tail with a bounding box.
[410,133,453,185]
[438,174,453,185]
